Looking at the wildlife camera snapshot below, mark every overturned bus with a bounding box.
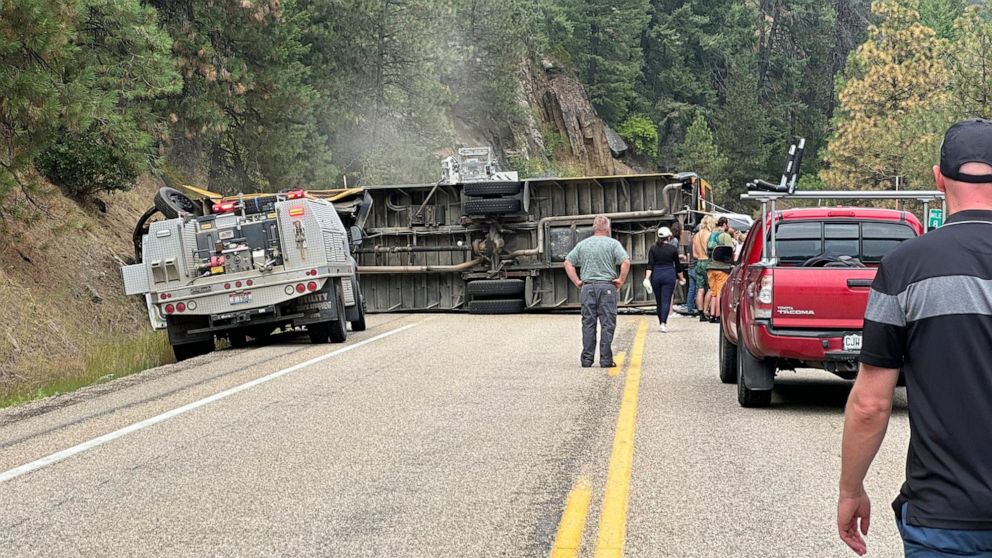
[330,149,713,314]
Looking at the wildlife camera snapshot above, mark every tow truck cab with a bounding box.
[720,207,925,406]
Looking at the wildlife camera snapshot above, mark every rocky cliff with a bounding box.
[456,58,637,178]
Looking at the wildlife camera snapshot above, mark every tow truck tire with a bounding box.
[719,328,738,384]
[308,323,330,344]
[154,187,200,219]
[172,340,214,362]
[467,279,525,297]
[228,330,248,349]
[329,284,348,343]
[463,181,522,197]
[468,299,526,314]
[463,198,521,216]
[737,345,774,408]
[351,297,367,332]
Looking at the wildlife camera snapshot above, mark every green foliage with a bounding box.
[557,0,652,124]
[947,5,992,119]
[618,114,660,158]
[919,0,967,39]
[676,114,728,198]
[0,0,180,212]
[715,69,776,207]
[35,130,141,197]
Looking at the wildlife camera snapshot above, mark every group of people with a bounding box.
[643,214,746,332]
[562,212,746,361]
[566,119,992,557]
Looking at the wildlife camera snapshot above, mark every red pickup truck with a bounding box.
[719,207,925,407]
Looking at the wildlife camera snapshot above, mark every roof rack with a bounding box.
[740,189,947,263]
[741,190,944,202]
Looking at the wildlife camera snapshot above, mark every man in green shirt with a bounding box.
[564,215,631,367]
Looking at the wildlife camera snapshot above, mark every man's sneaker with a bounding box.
[581,362,594,368]
[600,361,617,368]
[659,323,668,333]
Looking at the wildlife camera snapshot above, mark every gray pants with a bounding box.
[581,283,618,366]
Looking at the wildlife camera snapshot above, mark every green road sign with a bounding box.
[928,208,944,229]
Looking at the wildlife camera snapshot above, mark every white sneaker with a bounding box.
[659,324,668,333]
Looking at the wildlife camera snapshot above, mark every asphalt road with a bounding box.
[0,313,909,557]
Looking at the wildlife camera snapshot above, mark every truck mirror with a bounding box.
[350,226,364,246]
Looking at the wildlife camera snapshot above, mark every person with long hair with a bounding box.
[645,227,685,332]
[692,215,717,320]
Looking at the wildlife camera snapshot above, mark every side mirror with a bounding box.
[350,225,364,246]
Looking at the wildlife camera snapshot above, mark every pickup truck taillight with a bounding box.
[753,274,773,319]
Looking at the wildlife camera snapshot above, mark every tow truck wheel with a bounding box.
[719,327,738,384]
[228,330,248,349]
[737,345,773,408]
[329,284,348,343]
[172,340,214,362]
[154,187,201,219]
[308,323,330,344]
[351,297,367,332]
[463,181,522,197]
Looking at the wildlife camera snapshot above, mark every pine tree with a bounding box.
[0,0,181,210]
[821,0,950,190]
[151,0,333,194]
[567,0,652,125]
[715,68,776,209]
[676,113,729,200]
[947,5,992,119]
[918,0,966,39]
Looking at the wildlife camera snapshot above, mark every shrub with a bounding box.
[35,130,141,198]
[618,114,659,158]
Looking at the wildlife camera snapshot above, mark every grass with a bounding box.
[0,331,176,409]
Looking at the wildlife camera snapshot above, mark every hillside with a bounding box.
[0,179,173,403]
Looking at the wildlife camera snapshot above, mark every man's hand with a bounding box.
[573,280,584,289]
[837,488,871,556]
[611,278,623,289]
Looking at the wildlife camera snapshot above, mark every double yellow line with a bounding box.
[550,319,649,558]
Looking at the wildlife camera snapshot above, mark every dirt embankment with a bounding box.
[0,177,169,399]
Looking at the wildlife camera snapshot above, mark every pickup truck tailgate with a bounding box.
[771,268,877,329]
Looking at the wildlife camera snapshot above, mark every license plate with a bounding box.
[843,334,863,352]
[229,291,252,305]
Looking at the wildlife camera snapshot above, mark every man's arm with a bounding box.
[838,363,900,556]
[613,259,630,289]
[564,260,582,288]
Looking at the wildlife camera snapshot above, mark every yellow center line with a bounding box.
[550,477,594,558]
[608,352,627,377]
[594,318,649,558]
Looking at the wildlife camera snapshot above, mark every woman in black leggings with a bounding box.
[646,227,685,332]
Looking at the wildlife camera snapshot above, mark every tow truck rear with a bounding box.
[121,187,367,361]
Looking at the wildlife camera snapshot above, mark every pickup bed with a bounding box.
[719,207,924,407]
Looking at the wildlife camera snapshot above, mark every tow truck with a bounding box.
[718,139,945,407]
[121,187,367,361]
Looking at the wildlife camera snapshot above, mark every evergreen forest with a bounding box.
[2,0,992,217]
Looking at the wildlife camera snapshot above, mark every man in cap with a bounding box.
[838,118,992,556]
[564,215,631,367]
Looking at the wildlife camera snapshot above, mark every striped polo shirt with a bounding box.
[863,209,992,530]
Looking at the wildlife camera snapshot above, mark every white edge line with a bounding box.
[0,322,421,484]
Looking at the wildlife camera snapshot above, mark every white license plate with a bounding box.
[843,334,863,352]
[229,292,252,305]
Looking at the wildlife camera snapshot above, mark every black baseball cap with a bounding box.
[940,118,992,183]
